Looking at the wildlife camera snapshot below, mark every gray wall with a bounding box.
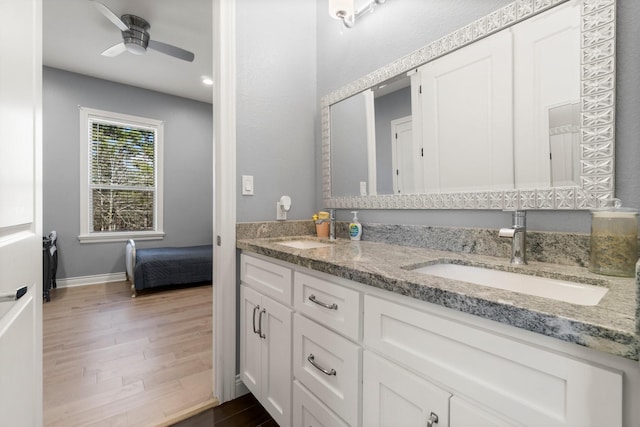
[375,87,412,195]
[315,0,640,233]
[43,67,213,280]
[236,0,317,222]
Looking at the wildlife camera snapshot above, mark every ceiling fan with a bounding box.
[92,0,195,62]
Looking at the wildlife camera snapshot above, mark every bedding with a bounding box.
[126,239,212,296]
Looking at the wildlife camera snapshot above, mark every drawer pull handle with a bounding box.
[308,294,338,310]
[252,305,260,334]
[426,412,439,426]
[258,308,266,339]
[307,354,336,376]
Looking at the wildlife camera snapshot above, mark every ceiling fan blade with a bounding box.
[148,40,195,62]
[92,1,129,32]
[101,42,127,57]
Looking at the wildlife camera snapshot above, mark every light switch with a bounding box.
[242,175,254,195]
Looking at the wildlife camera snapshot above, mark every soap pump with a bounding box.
[349,211,362,241]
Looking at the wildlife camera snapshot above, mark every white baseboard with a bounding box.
[235,375,249,398]
[56,272,128,288]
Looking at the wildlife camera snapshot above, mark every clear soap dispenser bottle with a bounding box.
[589,199,639,277]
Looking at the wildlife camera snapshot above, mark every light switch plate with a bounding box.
[242,175,254,195]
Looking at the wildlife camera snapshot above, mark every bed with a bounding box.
[125,239,213,297]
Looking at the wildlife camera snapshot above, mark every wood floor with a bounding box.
[43,281,216,427]
[171,393,277,427]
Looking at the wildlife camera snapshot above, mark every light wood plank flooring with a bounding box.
[43,281,216,427]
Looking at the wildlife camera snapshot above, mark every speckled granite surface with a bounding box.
[237,222,639,360]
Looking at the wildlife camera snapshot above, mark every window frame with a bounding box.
[79,107,164,243]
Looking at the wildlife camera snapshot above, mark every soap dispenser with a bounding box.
[349,211,362,241]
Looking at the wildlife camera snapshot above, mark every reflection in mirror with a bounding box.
[323,0,616,210]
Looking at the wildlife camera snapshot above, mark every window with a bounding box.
[79,107,164,243]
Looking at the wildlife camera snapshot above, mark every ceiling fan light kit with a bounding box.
[121,14,150,55]
[92,0,195,62]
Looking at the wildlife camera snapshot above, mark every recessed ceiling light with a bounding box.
[201,76,214,86]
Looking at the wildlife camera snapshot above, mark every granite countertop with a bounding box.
[237,235,639,361]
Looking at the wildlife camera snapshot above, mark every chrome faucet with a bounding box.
[328,209,336,241]
[499,210,527,265]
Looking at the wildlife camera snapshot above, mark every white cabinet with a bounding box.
[240,284,292,427]
[293,313,361,427]
[363,350,450,427]
[363,294,622,426]
[240,254,294,427]
[239,253,625,427]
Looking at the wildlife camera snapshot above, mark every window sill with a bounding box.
[78,231,165,244]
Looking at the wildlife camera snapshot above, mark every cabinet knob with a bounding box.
[426,412,439,427]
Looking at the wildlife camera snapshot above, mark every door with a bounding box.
[391,116,417,194]
[0,0,43,425]
[362,351,451,427]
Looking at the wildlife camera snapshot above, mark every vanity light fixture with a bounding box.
[328,0,386,28]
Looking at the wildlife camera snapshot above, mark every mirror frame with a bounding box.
[321,0,616,210]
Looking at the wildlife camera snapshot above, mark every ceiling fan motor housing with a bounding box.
[120,14,150,55]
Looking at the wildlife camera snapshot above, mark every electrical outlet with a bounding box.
[276,202,287,220]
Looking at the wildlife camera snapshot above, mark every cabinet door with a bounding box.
[261,296,292,427]
[363,351,451,427]
[239,285,262,397]
[450,396,517,427]
[293,380,349,427]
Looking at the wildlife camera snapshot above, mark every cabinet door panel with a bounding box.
[261,296,292,427]
[293,314,360,427]
[363,351,450,427]
[239,285,262,396]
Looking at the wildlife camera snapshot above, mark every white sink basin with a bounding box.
[277,240,333,250]
[413,263,608,306]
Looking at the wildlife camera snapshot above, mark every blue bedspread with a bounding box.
[133,245,213,290]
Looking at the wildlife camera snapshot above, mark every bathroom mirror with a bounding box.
[322,0,616,210]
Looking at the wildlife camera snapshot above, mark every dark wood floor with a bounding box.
[171,393,277,427]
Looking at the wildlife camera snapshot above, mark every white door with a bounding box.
[362,351,451,427]
[391,116,417,194]
[0,0,43,425]
[419,30,513,192]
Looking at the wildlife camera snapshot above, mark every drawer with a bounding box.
[294,271,361,340]
[293,314,360,427]
[363,294,622,426]
[293,380,350,427]
[240,254,293,305]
